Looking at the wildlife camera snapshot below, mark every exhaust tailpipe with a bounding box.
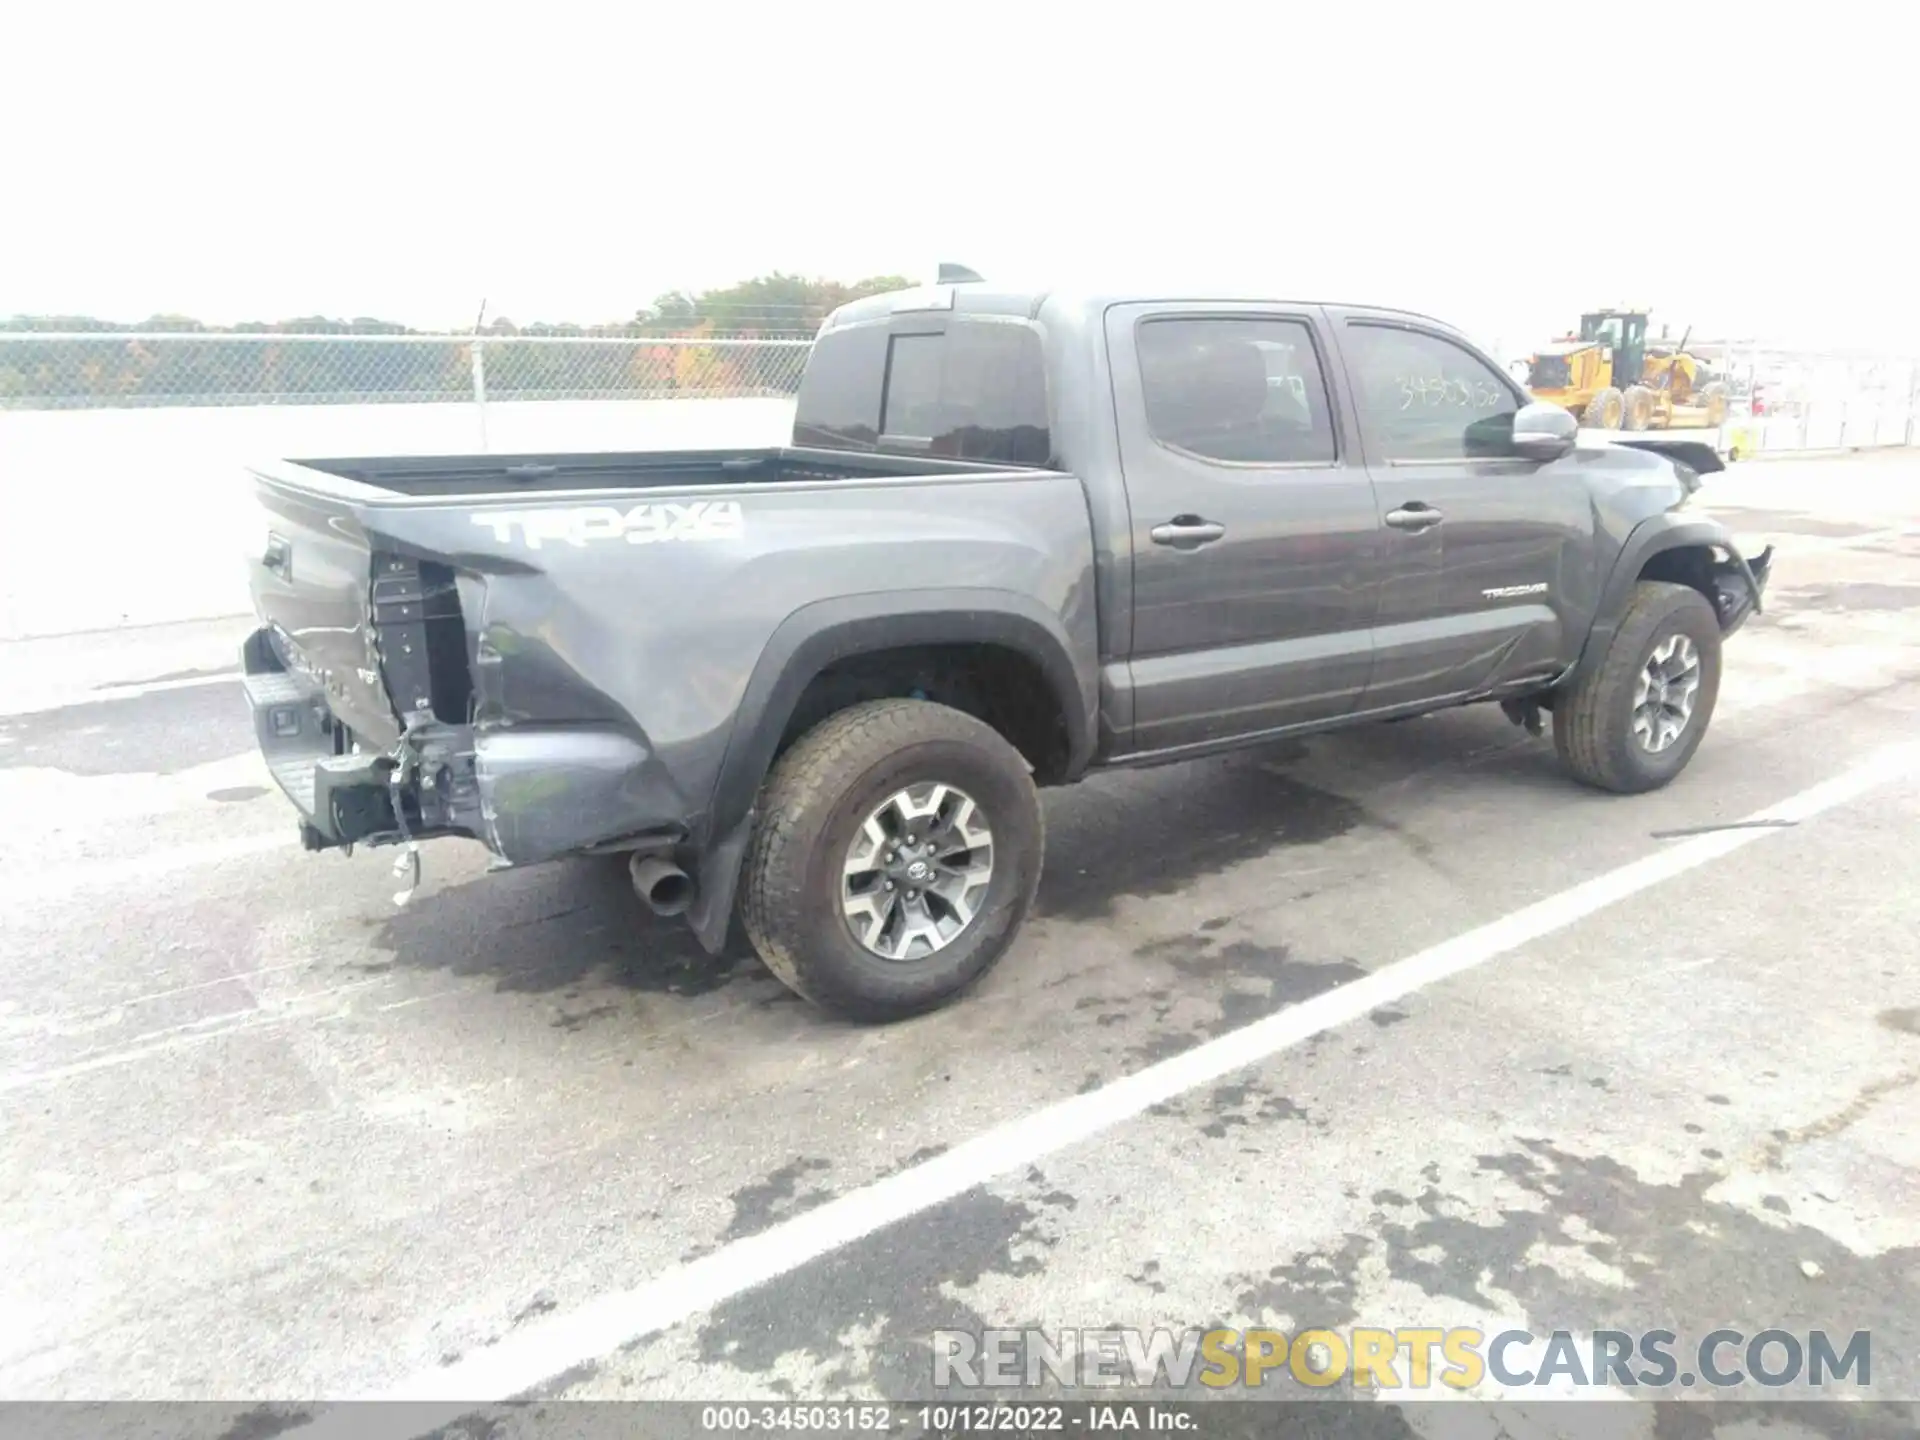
[629,854,694,917]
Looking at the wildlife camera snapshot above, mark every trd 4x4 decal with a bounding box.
[472,499,744,550]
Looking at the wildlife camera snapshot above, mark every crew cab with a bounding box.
[240,280,1773,1020]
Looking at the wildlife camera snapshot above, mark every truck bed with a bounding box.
[279,445,1021,499]
[242,445,1091,812]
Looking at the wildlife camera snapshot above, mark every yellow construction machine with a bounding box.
[1525,309,1731,431]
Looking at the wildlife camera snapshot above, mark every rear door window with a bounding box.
[1134,316,1337,465]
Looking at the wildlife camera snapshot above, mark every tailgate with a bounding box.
[245,472,417,750]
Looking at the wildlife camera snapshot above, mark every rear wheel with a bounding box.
[1700,380,1730,427]
[741,699,1043,1022]
[1583,387,1624,429]
[1553,581,1722,794]
[1621,385,1656,431]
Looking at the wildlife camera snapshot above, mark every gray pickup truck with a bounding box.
[241,280,1773,1020]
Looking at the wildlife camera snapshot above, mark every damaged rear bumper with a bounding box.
[242,635,401,852]
[241,627,685,866]
[1711,541,1774,637]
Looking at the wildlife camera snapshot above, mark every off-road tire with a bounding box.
[1621,385,1656,431]
[1553,581,1722,794]
[1700,380,1730,428]
[1583,387,1624,429]
[741,698,1044,1022]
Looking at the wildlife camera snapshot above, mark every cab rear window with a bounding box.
[793,319,1050,465]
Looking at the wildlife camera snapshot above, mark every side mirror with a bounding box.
[1512,401,1578,460]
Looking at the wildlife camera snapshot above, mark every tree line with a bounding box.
[0,272,911,407]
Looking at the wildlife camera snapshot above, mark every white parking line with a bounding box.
[88,670,241,701]
[283,739,1920,1437]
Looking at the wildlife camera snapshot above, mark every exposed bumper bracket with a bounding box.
[1713,542,1774,636]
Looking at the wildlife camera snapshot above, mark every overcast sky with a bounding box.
[3,2,1909,356]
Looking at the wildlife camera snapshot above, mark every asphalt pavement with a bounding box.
[2,454,1917,1436]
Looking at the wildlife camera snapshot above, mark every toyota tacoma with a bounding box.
[240,280,1773,1020]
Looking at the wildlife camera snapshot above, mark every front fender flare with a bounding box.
[1570,515,1771,685]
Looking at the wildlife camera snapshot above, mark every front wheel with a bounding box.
[1552,581,1723,794]
[741,699,1044,1022]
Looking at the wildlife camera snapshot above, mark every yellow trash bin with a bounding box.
[1723,419,1760,462]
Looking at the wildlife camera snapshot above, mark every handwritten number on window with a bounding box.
[1395,373,1506,411]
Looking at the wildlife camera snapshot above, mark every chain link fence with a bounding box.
[5,329,1918,458]
[1710,346,1920,454]
[0,332,814,410]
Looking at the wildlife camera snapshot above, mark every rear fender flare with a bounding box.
[685,589,1096,951]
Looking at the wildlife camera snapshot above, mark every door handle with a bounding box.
[1150,515,1227,549]
[1385,504,1443,532]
